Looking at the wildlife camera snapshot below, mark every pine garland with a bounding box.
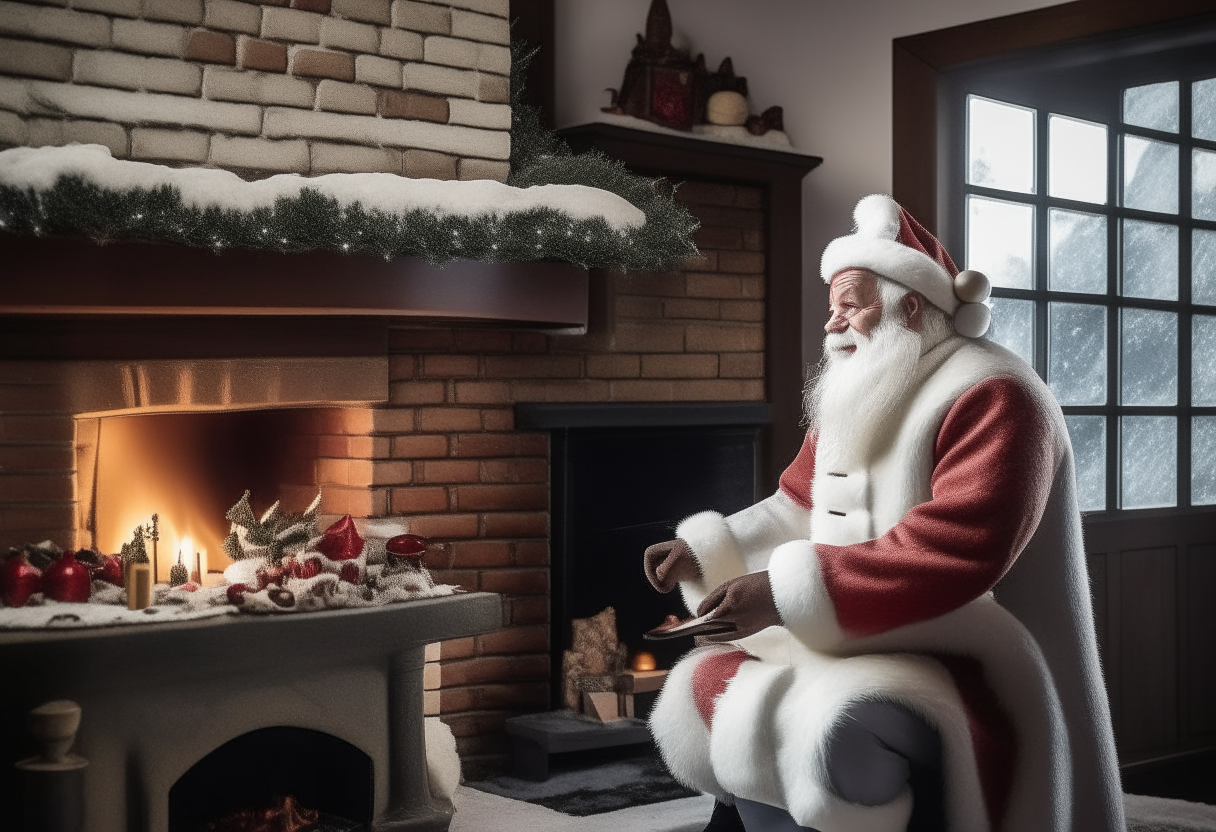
[0,44,698,271]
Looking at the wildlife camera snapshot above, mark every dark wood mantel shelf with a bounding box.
[0,233,589,327]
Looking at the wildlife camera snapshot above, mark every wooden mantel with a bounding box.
[0,234,589,325]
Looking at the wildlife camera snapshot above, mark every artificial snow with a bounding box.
[0,144,647,232]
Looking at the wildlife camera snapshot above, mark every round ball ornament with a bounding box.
[1,553,42,607]
[706,91,749,126]
[387,534,428,568]
[954,302,992,338]
[43,551,91,603]
[953,269,991,303]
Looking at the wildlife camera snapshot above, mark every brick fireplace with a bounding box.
[0,169,809,772]
[0,0,822,779]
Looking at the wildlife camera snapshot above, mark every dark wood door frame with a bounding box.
[891,0,1216,234]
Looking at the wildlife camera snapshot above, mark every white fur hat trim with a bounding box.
[821,194,960,315]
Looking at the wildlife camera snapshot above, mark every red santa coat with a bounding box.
[649,336,1123,832]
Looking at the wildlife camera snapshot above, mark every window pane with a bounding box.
[1195,314,1216,406]
[967,195,1034,289]
[988,297,1034,364]
[1121,416,1177,509]
[1122,135,1179,214]
[1193,77,1216,142]
[1193,148,1216,221]
[1049,115,1107,203]
[1121,308,1177,405]
[1123,81,1179,133]
[1065,415,1106,512]
[1049,302,1107,405]
[967,95,1035,193]
[1122,219,1178,300]
[1194,229,1216,305]
[1049,209,1107,294]
[1194,416,1216,506]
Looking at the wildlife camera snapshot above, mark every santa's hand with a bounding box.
[694,571,781,642]
[644,538,700,593]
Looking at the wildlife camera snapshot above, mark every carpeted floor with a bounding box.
[466,747,697,816]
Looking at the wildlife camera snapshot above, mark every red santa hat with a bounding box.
[820,194,992,338]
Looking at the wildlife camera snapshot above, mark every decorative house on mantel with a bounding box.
[0,0,821,828]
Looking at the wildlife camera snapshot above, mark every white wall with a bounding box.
[554,0,1062,360]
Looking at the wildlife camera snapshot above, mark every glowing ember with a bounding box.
[632,651,657,672]
[208,794,319,832]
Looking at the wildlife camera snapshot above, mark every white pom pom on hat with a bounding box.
[821,194,992,338]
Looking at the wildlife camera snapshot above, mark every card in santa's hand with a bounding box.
[644,612,737,640]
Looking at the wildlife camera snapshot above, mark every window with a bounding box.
[951,40,1216,514]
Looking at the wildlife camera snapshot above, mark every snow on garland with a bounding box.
[0,142,696,270]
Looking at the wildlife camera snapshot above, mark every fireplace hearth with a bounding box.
[0,593,501,832]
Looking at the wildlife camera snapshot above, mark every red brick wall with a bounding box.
[372,181,767,764]
[0,179,768,770]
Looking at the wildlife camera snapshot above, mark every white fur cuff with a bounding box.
[676,510,747,613]
[767,540,844,649]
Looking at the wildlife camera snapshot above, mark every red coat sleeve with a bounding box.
[815,376,1057,637]
[778,431,816,510]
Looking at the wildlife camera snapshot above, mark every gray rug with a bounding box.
[1125,793,1216,832]
[467,748,697,816]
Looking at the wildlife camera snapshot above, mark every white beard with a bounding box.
[805,314,924,468]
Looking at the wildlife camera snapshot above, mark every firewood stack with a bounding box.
[561,607,666,721]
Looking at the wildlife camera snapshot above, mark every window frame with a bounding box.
[939,26,1216,516]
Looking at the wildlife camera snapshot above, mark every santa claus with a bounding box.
[643,195,1124,832]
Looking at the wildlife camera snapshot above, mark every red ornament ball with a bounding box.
[1,553,42,608]
[43,551,91,603]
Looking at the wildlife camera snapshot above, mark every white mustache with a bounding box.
[824,330,864,352]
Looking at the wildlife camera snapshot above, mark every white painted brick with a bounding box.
[315,79,376,115]
[202,66,314,108]
[447,97,508,129]
[0,77,263,134]
[73,50,201,96]
[391,1,448,35]
[0,3,111,47]
[0,36,73,80]
[26,116,63,146]
[210,135,308,172]
[458,157,509,182]
[422,36,476,69]
[354,54,400,87]
[310,142,400,174]
[319,16,377,53]
[261,7,321,44]
[0,109,27,146]
[415,0,507,17]
[331,0,389,26]
[204,0,261,36]
[450,9,507,45]
[423,660,440,689]
[424,642,440,662]
[131,127,209,162]
[112,18,188,57]
[141,0,201,25]
[63,119,129,156]
[264,106,509,159]
[476,42,509,75]
[401,61,476,98]
[379,28,421,61]
[72,0,139,15]
[423,688,439,716]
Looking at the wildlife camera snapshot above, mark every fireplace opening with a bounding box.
[74,409,343,580]
[167,726,374,832]
[544,410,767,706]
